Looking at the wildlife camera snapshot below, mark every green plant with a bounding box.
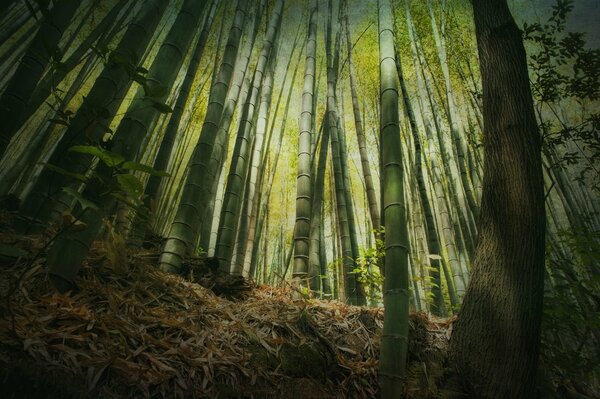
[353,239,384,305]
[47,144,168,220]
[542,228,600,389]
[523,0,600,191]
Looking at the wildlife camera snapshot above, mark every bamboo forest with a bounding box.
[0,0,598,397]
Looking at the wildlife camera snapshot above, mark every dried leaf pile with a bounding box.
[0,226,451,398]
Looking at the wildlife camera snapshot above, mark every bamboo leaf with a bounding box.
[116,174,143,198]
[122,161,170,177]
[61,187,99,210]
[69,145,124,167]
[42,163,87,182]
[61,212,88,231]
[110,193,141,209]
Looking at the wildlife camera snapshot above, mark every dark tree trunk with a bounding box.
[448,1,546,398]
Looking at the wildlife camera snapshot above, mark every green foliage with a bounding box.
[115,174,143,198]
[121,161,170,177]
[523,0,599,102]
[61,187,98,211]
[542,228,600,386]
[45,145,169,220]
[93,47,174,115]
[299,285,312,299]
[523,0,600,190]
[40,163,87,182]
[69,145,124,167]
[353,230,385,304]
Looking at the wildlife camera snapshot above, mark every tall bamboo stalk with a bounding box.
[378,0,410,394]
[292,0,317,285]
[215,0,284,272]
[0,0,80,157]
[343,0,380,236]
[160,0,250,273]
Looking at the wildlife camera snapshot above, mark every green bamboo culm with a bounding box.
[22,0,132,126]
[18,0,170,228]
[248,31,305,278]
[324,0,356,304]
[0,0,135,198]
[159,0,250,274]
[243,15,305,276]
[343,0,380,236]
[232,36,277,275]
[292,0,317,287]
[197,0,266,254]
[0,0,79,157]
[215,0,285,273]
[107,0,207,234]
[46,0,206,290]
[377,0,410,396]
[129,0,219,244]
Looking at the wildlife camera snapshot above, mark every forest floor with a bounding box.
[0,211,595,399]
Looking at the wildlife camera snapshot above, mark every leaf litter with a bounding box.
[0,219,451,398]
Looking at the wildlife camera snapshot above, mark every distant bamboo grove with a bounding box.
[0,0,598,396]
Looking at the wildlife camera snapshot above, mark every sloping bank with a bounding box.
[0,233,449,398]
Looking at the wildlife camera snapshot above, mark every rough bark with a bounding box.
[448,1,546,397]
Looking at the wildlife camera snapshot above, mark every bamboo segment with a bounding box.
[19,0,170,228]
[214,0,284,272]
[160,0,250,274]
[378,0,410,395]
[0,0,79,157]
[292,0,318,286]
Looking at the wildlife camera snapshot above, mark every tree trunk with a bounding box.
[244,19,304,276]
[308,118,330,292]
[325,0,355,305]
[129,0,218,243]
[427,0,480,224]
[233,41,277,275]
[198,0,266,253]
[448,1,545,397]
[23,0,133,125]
[336,89,366,305]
